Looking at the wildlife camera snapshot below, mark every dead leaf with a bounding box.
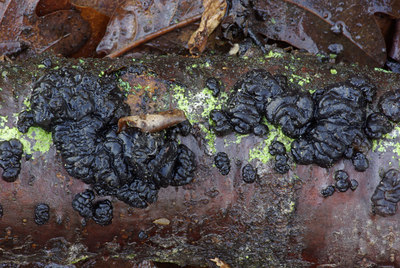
[70,0,125,17]
[117,109,187,133]
[249,0,400,66]
[210,257,230,268]
[97,0,204,57]
[188,0,227,55]
[152,218,170,225]
[0,0,90,57]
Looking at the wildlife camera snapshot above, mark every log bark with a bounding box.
[0,51,400,267]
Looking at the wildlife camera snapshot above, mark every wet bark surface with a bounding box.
[0,51,400,267]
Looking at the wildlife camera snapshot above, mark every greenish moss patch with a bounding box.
[265,51,283,59]
[374,67,392,74]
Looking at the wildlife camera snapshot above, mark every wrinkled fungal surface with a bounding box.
[364,113,393,139]
[72,190,95,218]
[214,152,230,175]
[269,141,286,156]
[274,154,290,174]
[92,200,113,226]
[351,152,369,172]
[379,89,400,122]
[34,203,50,225]
[350,179,359,191]
[371,169,400,216]
[17,67,196,223]
[242,164,257,183]
[0,139,23,182]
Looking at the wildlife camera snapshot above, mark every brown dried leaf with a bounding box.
[97,0,204,57]
[210,257,231,268]
[251,0,400,66]
[0,0,90,57]
[187,0,227,55]
[70,0,125,17]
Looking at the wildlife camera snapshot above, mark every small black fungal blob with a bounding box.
[206,77,221,97]
[0,139,23,182]
[92,200,113,226]
[166,120,192,140]
[371,169,400,216]
[138,230,148,240]
[170,144,196,186]
[214,152,230,175]
[334,170,349,181]
[352,152,369,171]
[269,141,286,156]
[365,113,393,139]
[242,164,257,183]
[274,154,290,174]
[378,89,400,122]
[34,203,50,225]
[335,179,350,192]
[0,204,3,218]
[321,185,335,197]
[350,179,359,191]
[72,190,95,218]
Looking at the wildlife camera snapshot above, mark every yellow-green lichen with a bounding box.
[372,126,400,168]
[0,116,52,155]
[289,74,310,86]
[265,51,283,59]
[330,69,337,75]
[374,67,392,74]
[200,124,217,154]
[70,255,89,264]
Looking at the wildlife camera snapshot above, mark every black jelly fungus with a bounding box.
[350,179,359,191]
[72,190,95,218]
[334,170,349,181]
[269,141,286,156]
[352,152,369,171]
[335,179,350,192]
[0,204,3,218]
[253,124,269,136]
[214,152,230,175]
[365,113,393,139]
[379,89,400,122]
[34,203,50,225]
[242,164,257,183]
[138,230,148,240]
[371,169,400,216]
[17,67,197,221]
[0,139,23,182]
[274,154,290,174]
[206,77,221,97]
[321,185,335,197]
[210,109,233,136]
[92,200,113,226]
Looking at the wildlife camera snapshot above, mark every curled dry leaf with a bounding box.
[250,0,400,66]
[117,109,187,133]
[210,257,231,268]
[97,0,204,58]
[187,0,227,55]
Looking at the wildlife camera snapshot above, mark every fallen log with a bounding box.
[0,51,400,267]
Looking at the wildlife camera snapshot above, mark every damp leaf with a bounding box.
[250,0,400,66]
[117,109,187,133]
[187,0,227,55]
[97,0,204,58]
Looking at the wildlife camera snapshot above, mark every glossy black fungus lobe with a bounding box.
[379,89,400,122]
[72,190,95,218]
[206,77,221,97]
[334,170,349,181]
[352,152,369,172]
[214,152,230,175]
[269,141,286,156]
[92,200,113,226]
[321,185,335,197]
[18,67,197,221]
[34,203,50,225]
[0,139,23,182]
[274,154,290,174]
[371,169,400,216]
[365,113,393,139]
[350,179,359,191]
[242,164,257,183]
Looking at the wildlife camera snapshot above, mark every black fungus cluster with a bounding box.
[214,152,230,175]
[18,67,196,225]
[371,169,400,216]
[379,89,400,123]
[34,203,50,225]
[0,139,23,182]
[210,70,387,172]
[321,170,358,197]
[269,141,290,174]
[206,77,221,97]
[242,163,257,183]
